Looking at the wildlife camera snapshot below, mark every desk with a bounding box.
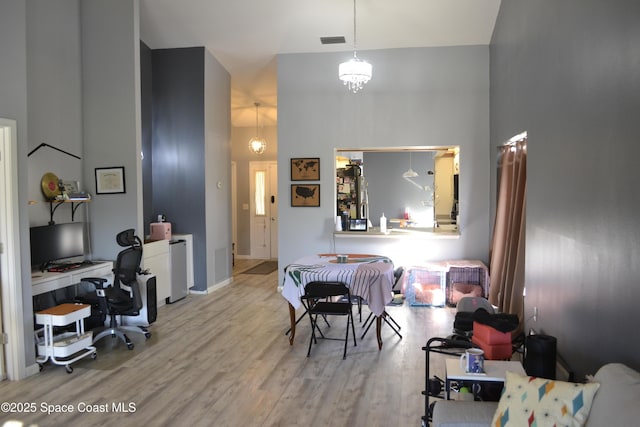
[31,261,113,296]
[445,358,526,400]
[282,254,394,350]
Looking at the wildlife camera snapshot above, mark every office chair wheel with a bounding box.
[127,342,134,350]
[144,332,151,339]
[65,365,73,374]
[91,352,97,360]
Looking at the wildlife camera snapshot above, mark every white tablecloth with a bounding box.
[282,254,394,316]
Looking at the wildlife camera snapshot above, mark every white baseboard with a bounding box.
[188,277,234,295]
[26,363,40,378]
[208,277,233,293]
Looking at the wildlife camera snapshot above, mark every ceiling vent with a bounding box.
[320,36,346,45]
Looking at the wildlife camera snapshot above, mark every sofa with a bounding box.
[431,363,640,427]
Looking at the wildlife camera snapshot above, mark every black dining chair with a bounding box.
[301,281,357,359]
[361,266,404,340]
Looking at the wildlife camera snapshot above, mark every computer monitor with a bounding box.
[29,222,85,269]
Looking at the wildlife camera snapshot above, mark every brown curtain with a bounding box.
[489,139,527,331]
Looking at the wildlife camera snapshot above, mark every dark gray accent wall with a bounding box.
[151,47,207,290]
[491,0,640,378]
[140,40,153,234]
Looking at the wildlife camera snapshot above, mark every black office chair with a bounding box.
[302,281,357,359]
[360,266,404,340]
[82,229,151,350]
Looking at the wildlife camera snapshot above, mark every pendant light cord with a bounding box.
[352,0,358,57]
[254,102,260,138]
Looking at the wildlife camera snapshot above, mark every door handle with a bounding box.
[271,195,275,203]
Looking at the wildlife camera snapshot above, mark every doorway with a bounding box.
[0,118,25,380]
[249,161,278,259]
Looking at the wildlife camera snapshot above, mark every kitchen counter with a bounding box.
[334,227,460,239]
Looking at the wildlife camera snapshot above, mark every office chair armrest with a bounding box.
[81,277,109,289]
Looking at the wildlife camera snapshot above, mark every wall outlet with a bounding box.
[533,306,538,322]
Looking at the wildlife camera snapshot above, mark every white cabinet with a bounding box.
[143,240,170,306]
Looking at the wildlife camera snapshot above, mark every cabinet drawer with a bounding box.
[70,263,113,283]
[32,275,72,296]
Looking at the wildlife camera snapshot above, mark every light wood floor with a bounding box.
[0,259,456,427]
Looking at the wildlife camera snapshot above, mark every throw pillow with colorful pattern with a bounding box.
[491,371,600,427]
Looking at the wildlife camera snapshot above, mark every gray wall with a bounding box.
[204,49,232,284]
[26,0,85,226]
[491,0,640,378]
[277,46,491,279]
[0,0,36,373]
[1,0,143,374]
[81,0,143,259]
[1,0,231,377]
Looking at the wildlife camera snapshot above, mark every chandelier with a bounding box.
[248,102,267,154]
[339,0,372,93]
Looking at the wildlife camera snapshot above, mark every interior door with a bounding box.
[249,161,278,259]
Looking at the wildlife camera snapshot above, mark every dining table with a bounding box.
[281,253,395,350]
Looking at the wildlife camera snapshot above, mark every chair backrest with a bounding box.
[393,266,404,289]
[304,281,350,301]
[456,296,495,314]
[113,230,143,310]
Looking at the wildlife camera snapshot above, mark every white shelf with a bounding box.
[37,331,92,358]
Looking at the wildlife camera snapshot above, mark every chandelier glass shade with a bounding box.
[339,54,372,93]
[249,137,266,155]
[248,102,266,155]
[339,0,371,93]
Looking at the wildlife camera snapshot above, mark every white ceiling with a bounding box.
[139,0,501,127]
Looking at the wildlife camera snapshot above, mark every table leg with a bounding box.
[288,303,296,345]
[376,316,383,350]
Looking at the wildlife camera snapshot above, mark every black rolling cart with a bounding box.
[421,337,473,427]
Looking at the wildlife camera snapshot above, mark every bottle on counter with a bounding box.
[380,213,387,233]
